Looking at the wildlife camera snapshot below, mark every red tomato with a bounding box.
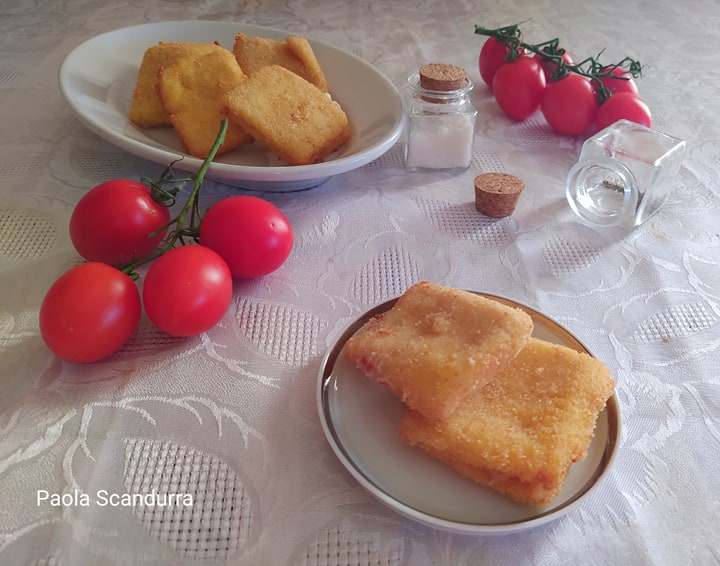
[599,66,639,97]
[534,50,573,81]
[479,37,513,88]
[39,262,141,363]
[596,92,652,130]
[142,245,233,337]
[199,196,293,279]
[70,180,171,267]
[541,73,598,135]
[492,56,547,120]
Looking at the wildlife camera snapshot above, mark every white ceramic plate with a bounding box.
[58,21,404,191]
[317,292,621,534]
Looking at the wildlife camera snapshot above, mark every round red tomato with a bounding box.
[599,66,639,97]
[39,262,141,363]
[479,37,513,88]
[199,195,293,279]
[142,245,233,337]
[541,73,597,135]
[70,180,171,267]
[596,92,652,130]
[492,56,547,120]
[533,50,573,81]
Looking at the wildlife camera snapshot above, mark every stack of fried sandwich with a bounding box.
[343,281,615,507]
[128,33,350,165]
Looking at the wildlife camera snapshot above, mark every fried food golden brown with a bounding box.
[129,42,220,128]
[343,281,534,421]
[232,33,328,91]
[157,46,254,158]
[399,337,615,507]
[223,64,349,166]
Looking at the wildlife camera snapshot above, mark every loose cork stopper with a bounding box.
[419,63,467,91]
[474,172,525,218]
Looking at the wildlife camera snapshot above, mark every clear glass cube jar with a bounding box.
[403,67,477,171]
[566,119,687,227]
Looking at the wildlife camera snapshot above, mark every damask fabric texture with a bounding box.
[1,0,719,565]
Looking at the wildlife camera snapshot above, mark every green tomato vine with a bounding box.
[474,22,643,104]
[121,118,229,278]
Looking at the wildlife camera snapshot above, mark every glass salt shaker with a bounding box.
[566,119,687,227]
[403,63,477,171]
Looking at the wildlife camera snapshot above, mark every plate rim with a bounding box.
[58,20,405,190]
[317,290,621,534]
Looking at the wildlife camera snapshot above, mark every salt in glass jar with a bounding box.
[566,119,687,227]
[403,63,477,171]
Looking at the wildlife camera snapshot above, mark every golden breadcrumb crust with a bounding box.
[223,65,349,165]
[129,42,220,128]
[343,281,534,421]
[232,33,328,91]
[399,337,615,507]
[157,47,253,157]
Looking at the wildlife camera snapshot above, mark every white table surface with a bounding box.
[1,0,719,564]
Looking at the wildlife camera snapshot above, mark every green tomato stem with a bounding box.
[121,119,228,278]
[474,22,643,103]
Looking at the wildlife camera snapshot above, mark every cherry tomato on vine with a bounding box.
[492,56,547,120]
[142,245,233,337]
[69,180,171,266]
[596,92,652,130]
[199,195,293,279]
[479,37,518,88]
[39,262,141,363]
[541,73,597,135]
[599,66,639,97]
[533,50,573,81]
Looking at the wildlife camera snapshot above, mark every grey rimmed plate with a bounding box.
[317,292,620,534]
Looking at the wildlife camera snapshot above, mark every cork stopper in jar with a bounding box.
[474,172,525,218]
[419,63,467,91]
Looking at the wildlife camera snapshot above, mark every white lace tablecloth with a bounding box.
[1,0,719,564]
